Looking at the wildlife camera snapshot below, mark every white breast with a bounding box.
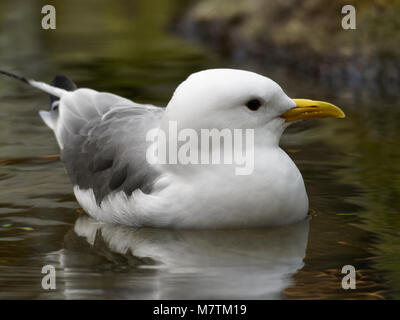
[149,147,309,228]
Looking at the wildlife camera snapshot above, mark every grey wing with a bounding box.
[58,89,164,204]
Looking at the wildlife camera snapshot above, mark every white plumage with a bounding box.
[1,68,345,228]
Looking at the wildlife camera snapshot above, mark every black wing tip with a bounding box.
[51,75,77,91]
[0,71,78,92]
[49,75,77,104]
[0,69,29,84]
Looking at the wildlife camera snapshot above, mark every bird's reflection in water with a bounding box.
[58,215,310,299]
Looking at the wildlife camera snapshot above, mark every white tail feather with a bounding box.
[29,80,66,97]
[39,110,55,130]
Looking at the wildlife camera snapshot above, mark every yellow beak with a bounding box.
[281,99,345,122]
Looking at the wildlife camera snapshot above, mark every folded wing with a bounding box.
[58,89,164,204]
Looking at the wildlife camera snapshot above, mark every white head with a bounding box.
[163,69,296,147]
[160,68,345,157]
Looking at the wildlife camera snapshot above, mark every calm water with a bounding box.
[0,0,399,299]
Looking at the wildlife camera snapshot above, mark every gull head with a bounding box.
[163,68,345,147]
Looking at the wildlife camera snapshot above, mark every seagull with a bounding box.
[0,69,345,228]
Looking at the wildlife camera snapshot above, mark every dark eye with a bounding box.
[245,99,262,111]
